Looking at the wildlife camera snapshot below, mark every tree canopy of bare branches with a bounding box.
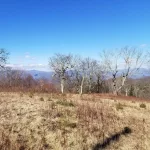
[100,46,147,95]
[49,53,74,93]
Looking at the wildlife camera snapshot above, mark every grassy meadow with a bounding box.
[0,93,149,150]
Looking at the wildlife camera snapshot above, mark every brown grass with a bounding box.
[0,92,149,149]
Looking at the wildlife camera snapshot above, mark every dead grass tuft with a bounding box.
[116,103,124,111]
[56,99,75,107]
[140,103,146,109]
[39,97,44,101]
[29,92,34,98]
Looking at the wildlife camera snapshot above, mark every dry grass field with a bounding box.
[0,92,150,150]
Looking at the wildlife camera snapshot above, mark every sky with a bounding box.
[0,0,150,71]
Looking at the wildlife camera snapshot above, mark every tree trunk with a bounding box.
[125,88,128,96]
[113,90,118,95]
[97,76,100,93]
[112,78,118,95]
[61,78,64,94]
[80,76,84,95]
[112,76,127,95]
[88,81,92,93]
[88,75,92,93]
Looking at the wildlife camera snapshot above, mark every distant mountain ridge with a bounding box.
[26,70,53,80]
[110,68,150,79]
[26,68,150,80]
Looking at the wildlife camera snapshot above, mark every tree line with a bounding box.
[0,49,56,92]
[0,47,150,98]
[49,46,149,97]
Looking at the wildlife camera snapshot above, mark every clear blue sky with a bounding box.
[0,0,150,70]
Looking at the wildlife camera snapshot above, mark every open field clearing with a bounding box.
[0,93,150,150]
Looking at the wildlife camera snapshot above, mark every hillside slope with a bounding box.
[0,93,149,150]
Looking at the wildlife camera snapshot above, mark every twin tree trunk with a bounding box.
[60,74,127,95]
[112,76,127,95]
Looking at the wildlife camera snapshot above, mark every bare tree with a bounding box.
[94,63,106,93]
[100,47,146,95]
[73,57,103,94]
[5,68,24,87]
[73,57,90,95]
[49,53,74,94]
[78,58,87,95]
[84,58,97,93]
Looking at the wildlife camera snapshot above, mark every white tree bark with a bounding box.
[61,78,65,94]
[80,76,84,95]
[49,54,74,94]
[100,47,146,95]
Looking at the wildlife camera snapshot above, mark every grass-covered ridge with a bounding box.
[0,93,149,150]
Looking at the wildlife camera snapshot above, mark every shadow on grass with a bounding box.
[93,127,132,150]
